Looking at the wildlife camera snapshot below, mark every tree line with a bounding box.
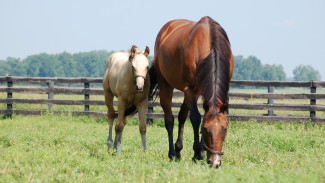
[0,51,322,81]
[0,50,112,78]
[232,55,321,81]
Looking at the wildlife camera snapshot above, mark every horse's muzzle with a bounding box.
[208,154,222,168]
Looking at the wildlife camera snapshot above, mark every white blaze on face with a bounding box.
[132,55,149,91]
[135,76,145,91]
[212,154,222,168]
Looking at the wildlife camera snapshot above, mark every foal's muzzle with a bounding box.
[134,75,146,92]
[136,86,144,92]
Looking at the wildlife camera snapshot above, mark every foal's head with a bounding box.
[129,45,150,92]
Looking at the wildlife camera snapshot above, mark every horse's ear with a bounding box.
[144,46,150,57]
[129,45,137,61]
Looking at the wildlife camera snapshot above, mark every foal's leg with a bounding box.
[114,97,127,155]
[104,87,115,150]
[136,99,148,151]
[175,98,190,160]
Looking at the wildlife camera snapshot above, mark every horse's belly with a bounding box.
[163,72,186,91]
[159,58,188,92]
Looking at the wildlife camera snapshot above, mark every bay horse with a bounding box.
[103,45,150,155]
[153,16,234,168]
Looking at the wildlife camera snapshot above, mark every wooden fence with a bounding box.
[1,76,325,123]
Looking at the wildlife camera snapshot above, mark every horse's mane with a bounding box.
[195,17,231,117]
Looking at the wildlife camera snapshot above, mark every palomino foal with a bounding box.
[103,45,150,154]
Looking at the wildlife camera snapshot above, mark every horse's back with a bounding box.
[105,52,129,73]
[154,17,212,91]
[103,52,129,95]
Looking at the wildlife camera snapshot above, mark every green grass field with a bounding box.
[0,114,324,182]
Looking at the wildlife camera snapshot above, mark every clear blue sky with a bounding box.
[1,0,324,78]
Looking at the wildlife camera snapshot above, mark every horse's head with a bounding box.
[129,45,150,92]
[201,107,228,168]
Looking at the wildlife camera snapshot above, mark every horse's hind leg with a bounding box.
[175,98,190,160]
[136,99,148,150]
[104,87,115,150]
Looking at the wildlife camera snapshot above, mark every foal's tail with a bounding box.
[124,65,159,116]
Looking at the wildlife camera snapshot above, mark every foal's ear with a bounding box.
[129,45,137,61]
[144,46,150,57]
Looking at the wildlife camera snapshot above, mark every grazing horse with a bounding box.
[153,16,234,168]
[103,45,150,154]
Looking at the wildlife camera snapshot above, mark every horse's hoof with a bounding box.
[192,155,204,161]
[107,140,113,149]
[168,155,176,162]
[175,153,181,161]
[192,158,205,165]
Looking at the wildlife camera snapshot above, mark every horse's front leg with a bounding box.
[136,99,148,151]
[160,87,176,160]
[175,101,189,160]
[114,97,126,155]
[190,103,204,161]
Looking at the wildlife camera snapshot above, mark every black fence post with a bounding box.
[268,86,274,116]
[47,81,54,112]
[84,82,90,112]
[310,81,316,122]
[6,76,13,118]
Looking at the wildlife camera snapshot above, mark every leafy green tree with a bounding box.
[8,57,27,76]
[24,54,48,77]
[57,52,76,77]
[0,60,10,76]
[0,57,26,76]
[262,64,286,81]
[293,65,321,81]
[233,56,263,80]
[38,54,58,77]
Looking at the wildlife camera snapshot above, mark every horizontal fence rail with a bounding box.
[1,76,325,123]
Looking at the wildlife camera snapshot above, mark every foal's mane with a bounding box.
[195,17,231,116]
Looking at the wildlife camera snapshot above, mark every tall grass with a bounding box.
[0,114,324,182]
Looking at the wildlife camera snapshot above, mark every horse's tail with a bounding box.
[148,64,159,100]
[124,65,159,116]
[195,16,232,116]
